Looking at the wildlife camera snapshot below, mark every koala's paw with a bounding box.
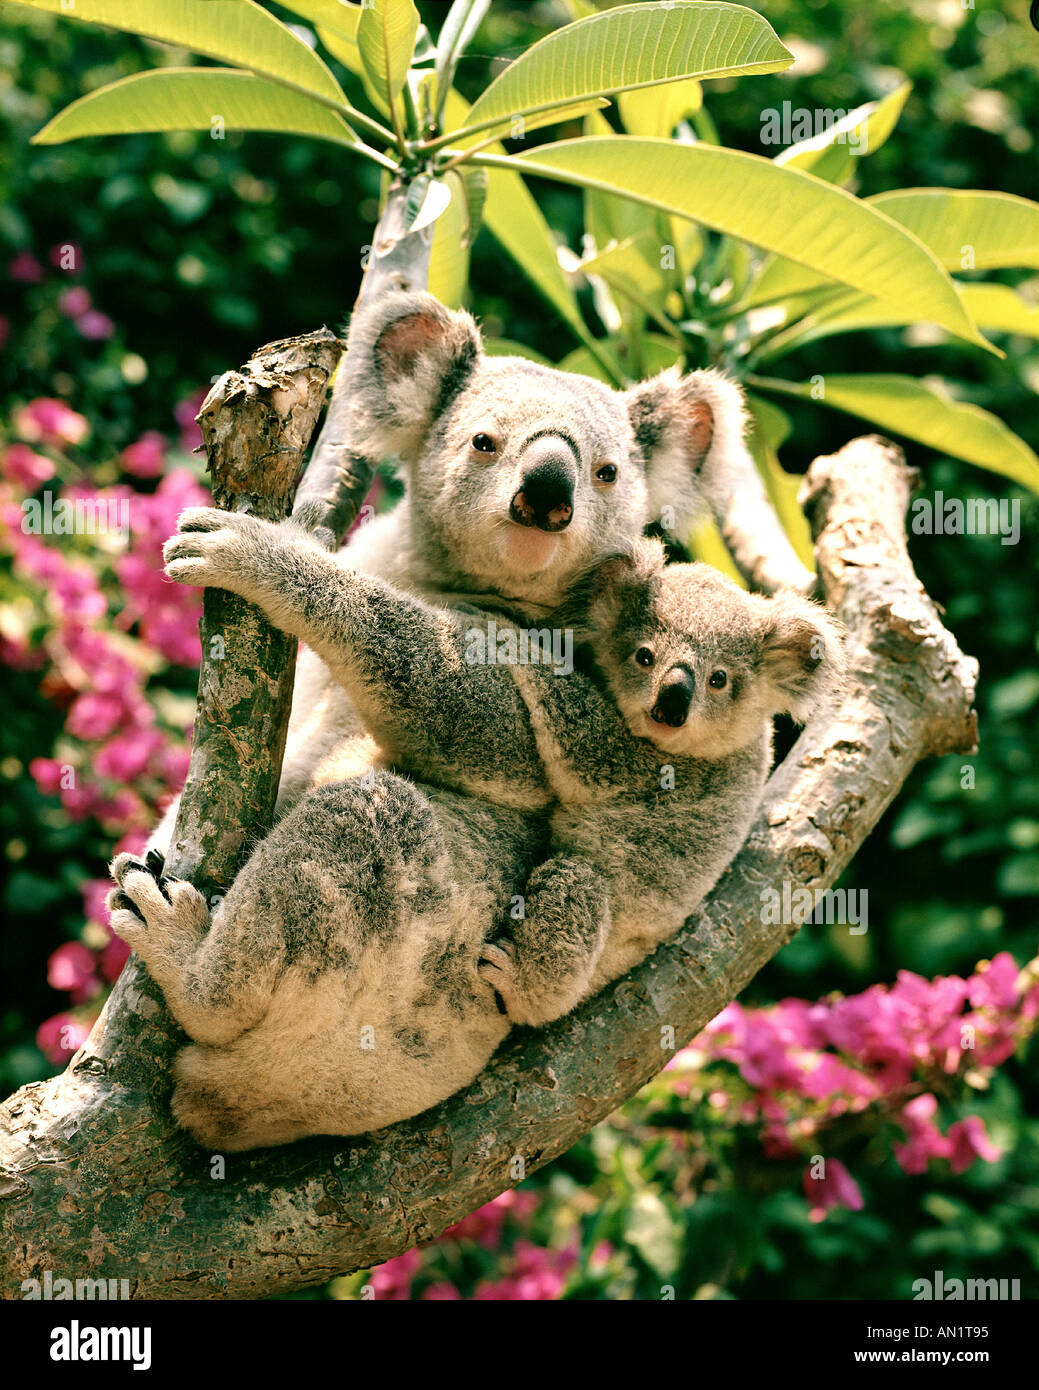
[107,850,210,956]
[163,506,270,593]
[478,940,555,1028]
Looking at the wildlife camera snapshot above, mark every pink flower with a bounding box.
[945,1116,1001,1174]
[76,309,115,341]
[894,1093,952,1175]
[13,397,89,448]
[2,443,54,490]
[0,315,10,348]
[368,1247,421,1300]
[47,941,100,1003]
[36,1013,90,1065]
[120,431,167,479]
[9,251,44,283]
[58,286,92,318]
[967,954,1019,1012]
[81,879,112,930]
[803,1158,863,1220]
[421,1282,461,1300]
[66,692,126,741]
[30,757,70,795]
[95,727,165,783]
[99,935,131,983]
[440,1190,539,1250]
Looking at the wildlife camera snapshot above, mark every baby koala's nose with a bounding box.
[651,667,695,728]
[510,437,575,532]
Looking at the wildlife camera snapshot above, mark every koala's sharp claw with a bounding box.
[146,849,166,877]
[110,890,145,923]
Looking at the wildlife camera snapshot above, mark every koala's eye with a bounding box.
[595,463,618,484]
[471,432,498,454]
[708,669,728,689]
[634,647,655,668]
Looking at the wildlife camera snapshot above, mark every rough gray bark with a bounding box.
[0,430,976,1299]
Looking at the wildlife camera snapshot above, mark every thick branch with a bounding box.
[710,444,816,595]
[0,435,975,1298]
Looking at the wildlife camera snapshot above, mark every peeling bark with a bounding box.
[0,432,976,1299]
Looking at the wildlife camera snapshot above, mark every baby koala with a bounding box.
[479,538,846,1024]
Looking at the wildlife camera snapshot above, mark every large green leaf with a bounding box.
[751,373,1039,491]
[462,1,792,135]
[755,279,1039,361]
[278,0,360,43]
[32,69,358,146]
[441,91,589,344]
[507,138,994,352]
[427,171,469,309]
[743,189,1039,311]
[744,393,814,569]
[774,81,910,185]
[357,0,419,115]
[8,0,347,106]
[957,283,1039,340]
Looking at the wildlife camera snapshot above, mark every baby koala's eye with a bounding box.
[595,462,618,484]
[471,432,498,454]
[708,669,728,689]
[634,647,655,668]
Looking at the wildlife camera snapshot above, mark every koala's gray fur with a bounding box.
[109,501,843,1147]
[120,290,809,1149]
[149,291,750,845]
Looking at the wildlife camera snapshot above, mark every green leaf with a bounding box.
[751,373,1039,491]
[957,283,1039,340]
[279,0,361,43]
[560,333,681,383]
[357,0,419,114]
[454,164,488,245]
[441,90,588,343]
[509,138,995,353]
[427,172,469,309]
[463,1,792,135]
[755,280,1039,361]
[618,78,702,138]
[870,189,1039,272]
[434,0,490,112]
[9,0,347,106]
[774,80,911,185]
[483,339,554,364]
[745,394,815,570]
[743,189,1039,311]
[578,235,669,309]
[32,68,359,146]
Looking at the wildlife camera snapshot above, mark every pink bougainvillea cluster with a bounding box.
[671,952,1037,1218]
[0,379,210,1069]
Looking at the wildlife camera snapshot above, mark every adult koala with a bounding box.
[171,290,748,822]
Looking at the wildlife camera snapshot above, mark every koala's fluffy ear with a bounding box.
[558,537,665,635]
[344,291,482,460]
[625,367,748,533]
[760,596,847,724]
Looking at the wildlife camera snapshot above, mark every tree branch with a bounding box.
[0,432,975,1298]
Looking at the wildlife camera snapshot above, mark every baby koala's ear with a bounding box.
[625,367,748,536]
[594,536,668,596]
[760,595,847,724]
[344,291,481,461]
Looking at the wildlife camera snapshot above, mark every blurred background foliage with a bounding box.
[0,0,1036,1299]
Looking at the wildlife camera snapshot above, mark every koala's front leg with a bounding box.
[479,856,609,1027]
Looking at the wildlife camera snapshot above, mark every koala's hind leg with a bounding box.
[479,856,609,1027]
[108,852,285,1047]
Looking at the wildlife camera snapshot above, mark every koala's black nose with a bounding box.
[510,437,575,533]
[651,668,694,728]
